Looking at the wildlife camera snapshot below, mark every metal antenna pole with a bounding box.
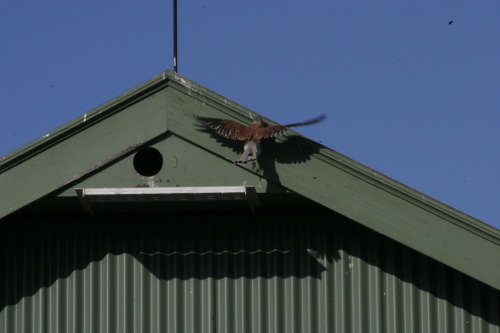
[173,0,178,73]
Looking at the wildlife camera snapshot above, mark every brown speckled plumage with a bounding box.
[196,114,325,164]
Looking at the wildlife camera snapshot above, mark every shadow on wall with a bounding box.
[0,210,335,309]
[196,123,322,166]
[0,209,498,326]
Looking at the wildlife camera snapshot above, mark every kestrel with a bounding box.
[195,114,325,164]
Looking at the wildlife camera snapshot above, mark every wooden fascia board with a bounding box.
[0,72,170,172]
[165,75,500,290]
[0,76,170,219]
[0,70,498,290]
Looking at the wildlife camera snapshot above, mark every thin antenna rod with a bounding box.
[173,0,178,73]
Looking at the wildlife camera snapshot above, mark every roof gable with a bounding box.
[0,76,168,216]
[1,70,499,290]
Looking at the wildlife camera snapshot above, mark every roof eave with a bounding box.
[0,70,498,291]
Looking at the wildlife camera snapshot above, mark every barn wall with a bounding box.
[1,210,498,333]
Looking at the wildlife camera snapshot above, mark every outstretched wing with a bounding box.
[258,125,289,139]
[195,116,251,141]
[258,114,326,139]
[285,114,326,128]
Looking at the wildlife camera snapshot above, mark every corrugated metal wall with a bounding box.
[1,210,499,333]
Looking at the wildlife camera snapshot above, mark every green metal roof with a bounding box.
[0,70,499,290]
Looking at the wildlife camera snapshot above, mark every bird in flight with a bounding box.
[195,114,325,164]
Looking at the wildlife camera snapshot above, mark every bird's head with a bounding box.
[252,115,264,125]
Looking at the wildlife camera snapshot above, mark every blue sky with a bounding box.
[1,1,499,228]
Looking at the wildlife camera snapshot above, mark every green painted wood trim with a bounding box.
[164,72,500,290]
[0,70,498,291]
[0,72,171,172]
[0,82,169,219]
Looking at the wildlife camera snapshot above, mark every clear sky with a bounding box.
[1,1,499,228]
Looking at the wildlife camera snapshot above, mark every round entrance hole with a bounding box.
[133,147,163,177]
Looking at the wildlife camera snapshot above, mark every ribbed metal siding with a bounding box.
[1,211,499,333]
